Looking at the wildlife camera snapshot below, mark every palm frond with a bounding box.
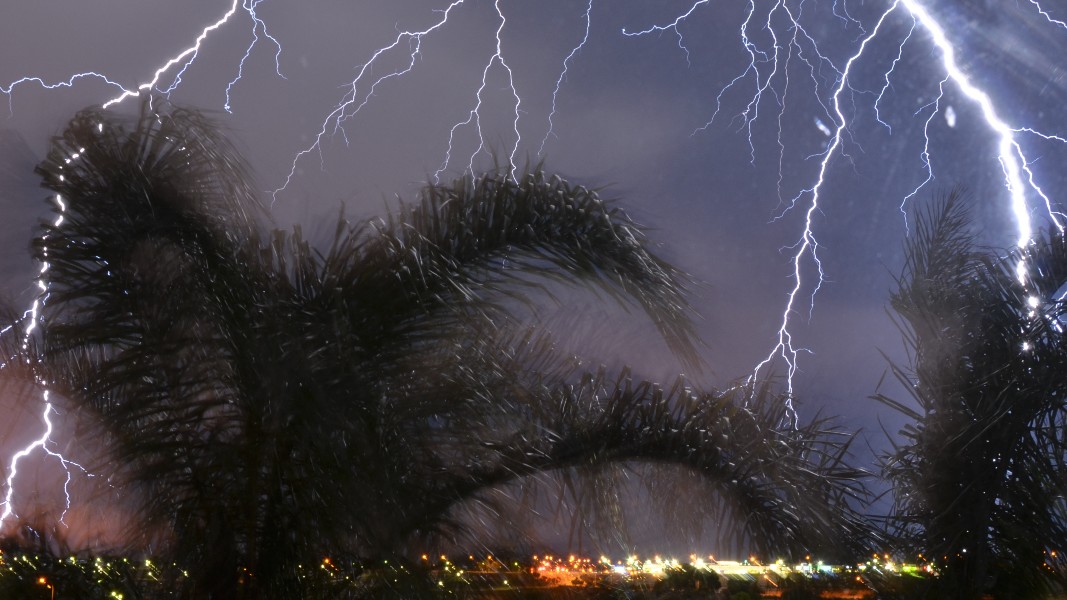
[878,190,1067,598]
[329,169,702,370]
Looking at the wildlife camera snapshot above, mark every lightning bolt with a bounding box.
[270,0,470,202]
[270,0,562,200]
[748,2,903,425]
[539,0,593,157]
[225,0,286,113]
[1,191,91,533]
[621,0,707,67]
[104,0,245,107]
[2,0,277,113]
[626,0,1066,426]
[1,1,284,532]
[1,73,129,117]
[899,0,1064,244]
[1030,0,1067,31]
[1,1,1065,462]
[434,0,522,181]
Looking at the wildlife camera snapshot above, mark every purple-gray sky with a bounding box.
[1,0,1066,551]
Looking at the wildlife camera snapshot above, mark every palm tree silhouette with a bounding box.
[879,190,1067,599]
[7,100,873,598]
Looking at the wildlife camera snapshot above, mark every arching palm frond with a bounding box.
[347,171,702,367]
[24,101,870,598]
[357,314,873,561]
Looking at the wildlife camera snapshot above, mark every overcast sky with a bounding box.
[2,0,1067,550]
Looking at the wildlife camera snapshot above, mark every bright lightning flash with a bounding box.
[1,2,1065,509]
[628,0,1066,426]
[2,0,280,112]
[0,192,91,533]
[0,0,286,534]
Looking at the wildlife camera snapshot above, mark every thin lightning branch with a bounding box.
[773,2,842,209]
[2,0,260,113]
[435,0,522,181]
[0,191,90,533]
[735,1,783,165]
[897,74,948,229]
[621,0,708,66]
[271,0,469,202]
[539,0,593,157]
[694,0,784,163]
[225,0,286,113]
[692,0,843,174]
[873,17,916,133]
[1029,0,1067,30]
[830,0,864,31]
[626,0,1066,424]
[748,1,903,425]
[1,74,129,117]
[692,0,762,136]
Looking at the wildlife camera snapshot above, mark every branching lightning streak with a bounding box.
[771,2,841,211]
[2,0,273,113]
[688,0,840,177]
[830,0,863,31]
[749,3,903,425]
[103,0,244,107]
[621,0,708,66]
[873,17,916,134]
[1,74,128,117]
[539,0,593,157]
[435,0,522,181]
[0,192,90,533]
[271,0,469,201]
[899,0,1064,246]
[897,73,948,229]
[627,0,1066,426]
[1029,0,1067,31]
[2,1,1066,503]
[225,0,286,113]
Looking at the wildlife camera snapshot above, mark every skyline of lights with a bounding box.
[0,549,942,594]
[0,0,1065,531]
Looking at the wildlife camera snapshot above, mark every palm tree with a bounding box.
[878,190,1067,599]
[6,100,874,598]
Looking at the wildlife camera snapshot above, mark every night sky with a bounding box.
[1,0,1067,551]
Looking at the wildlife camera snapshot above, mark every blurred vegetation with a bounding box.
[0,100,876,597]
[876,190,1067,599]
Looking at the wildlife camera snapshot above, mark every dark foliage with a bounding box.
[878,190,1067,598]
[0,100,874,597]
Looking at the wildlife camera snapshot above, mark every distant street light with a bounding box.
[37,576,54,600]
